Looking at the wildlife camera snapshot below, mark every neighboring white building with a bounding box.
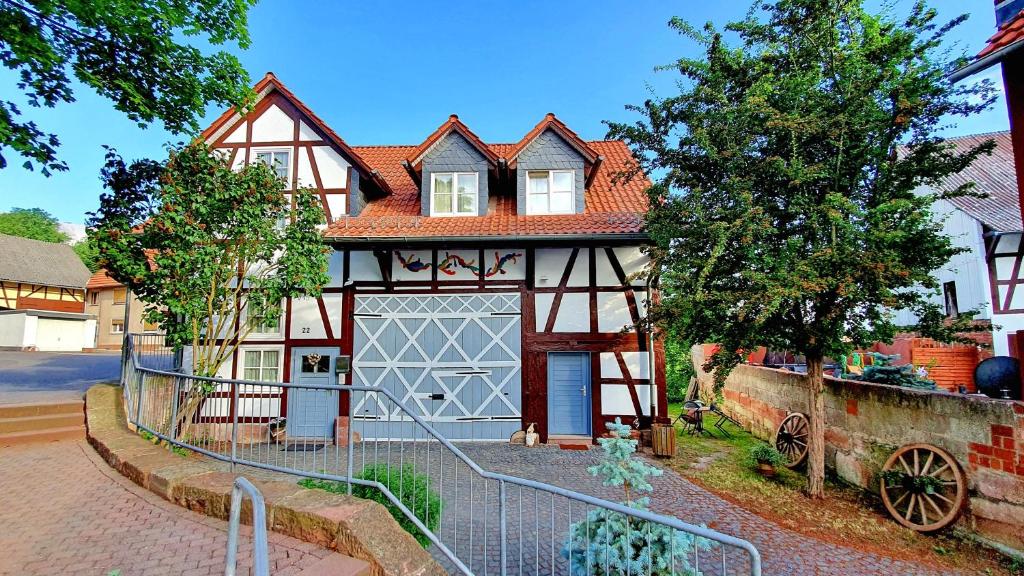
[895,131,1024,356]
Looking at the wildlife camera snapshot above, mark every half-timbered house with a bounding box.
[200,73,663,442]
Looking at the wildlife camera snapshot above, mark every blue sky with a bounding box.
[0,0,1010,225]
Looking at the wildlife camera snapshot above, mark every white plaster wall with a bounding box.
[613,247,650,287]
[552,293,589,332]
[311,146,349,189]
[323,293,342,340]
[600,385,651,416]
[326,250,345,287]
[597,292,632,333]
[224,122,247,143]
[298,121,318,141]
[0,313,29,348]
[620,351,650,380]
[599,352,622,378]
[993,314,1024,356]
[325,195,346,221]
[567,249,589,287]
[349,251,382,281]
[534,248,570,288]
[594,249,619,287]
[289,297,326,339]
[83,319,97,348]
[534,293,555,331]
[251,104,293,142]
[296,147,316,188]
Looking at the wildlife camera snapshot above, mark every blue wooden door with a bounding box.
[287,347,339,439]
[547,352,591,435]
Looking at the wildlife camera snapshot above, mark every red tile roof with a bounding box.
[326,140,650,239]
[86,269,123,290]
[978,10,1024,58]
[936,131,1022,232]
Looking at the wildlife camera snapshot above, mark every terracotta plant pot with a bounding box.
[756,462,776,478]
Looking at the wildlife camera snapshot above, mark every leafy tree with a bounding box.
[0,206,67,242]
[88,142,329,435]
[0,0,256,175]
[608,0,994,498]
[72,235,99,271]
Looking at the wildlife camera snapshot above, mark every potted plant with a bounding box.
[750,443,786,477]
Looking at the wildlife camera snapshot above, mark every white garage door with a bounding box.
[35,318,85,352]
[352,293,522,440]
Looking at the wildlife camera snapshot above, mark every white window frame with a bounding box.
[430,172,479,216]
[252,148,292,185]
[526,169,575,215]
[239,346,284,384]
[110,320,124,334]
[243,298,285,340]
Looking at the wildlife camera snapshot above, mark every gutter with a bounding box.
[949,40,1024,82]
[325,233,651,244]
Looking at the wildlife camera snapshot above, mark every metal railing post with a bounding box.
[169,375,180,442]
[224,477,269,576]
[499,479,508,576]
[230,383,239,472]
[135,372,144,426]
[346,388,354,495]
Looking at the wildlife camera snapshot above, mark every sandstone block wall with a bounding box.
[691,346,1024,550]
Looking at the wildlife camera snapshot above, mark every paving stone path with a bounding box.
[0,441,330,576]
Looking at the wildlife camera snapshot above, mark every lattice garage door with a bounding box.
[352,293,522,440]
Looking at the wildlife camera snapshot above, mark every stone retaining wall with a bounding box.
[691,346,1024,551]
[85,384,444,576]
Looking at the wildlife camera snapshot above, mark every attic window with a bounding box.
[254,150,290,181]
[527,170,574,215]
[431,172,478,216]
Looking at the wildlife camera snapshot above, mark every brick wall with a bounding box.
[692,345,1024,550]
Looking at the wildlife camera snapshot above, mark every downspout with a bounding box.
[646,283,657,420]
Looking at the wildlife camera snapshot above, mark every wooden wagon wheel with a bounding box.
[880,443,966,532]
[775,412,809,468]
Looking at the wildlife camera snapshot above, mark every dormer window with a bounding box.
[254,149,290,181]
[527,170,574,214]
[431,172,478,216]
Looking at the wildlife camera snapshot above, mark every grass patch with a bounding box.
[664,403,1017,574]
[299,464,442,548]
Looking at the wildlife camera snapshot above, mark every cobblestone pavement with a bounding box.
[0,441,330,576]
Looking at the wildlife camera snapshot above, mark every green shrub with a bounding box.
[748,443,786,467]
[299,464,442,548]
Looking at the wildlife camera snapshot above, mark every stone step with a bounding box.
[0,401,84,419]
[292,553,371,576]
[0,412,85,434]
[0,425,85,447]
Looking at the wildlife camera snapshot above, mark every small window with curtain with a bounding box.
[526,170,574,215]
[431,172,478,216]
[111,320,124,334]
[943,281,959,318]
[243,349,280,382]
[254,150,290,181]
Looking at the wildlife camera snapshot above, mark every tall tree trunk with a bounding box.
[805,353,826,499]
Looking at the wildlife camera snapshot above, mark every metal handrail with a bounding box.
[225,477,270,576]
[122,334,762,575]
